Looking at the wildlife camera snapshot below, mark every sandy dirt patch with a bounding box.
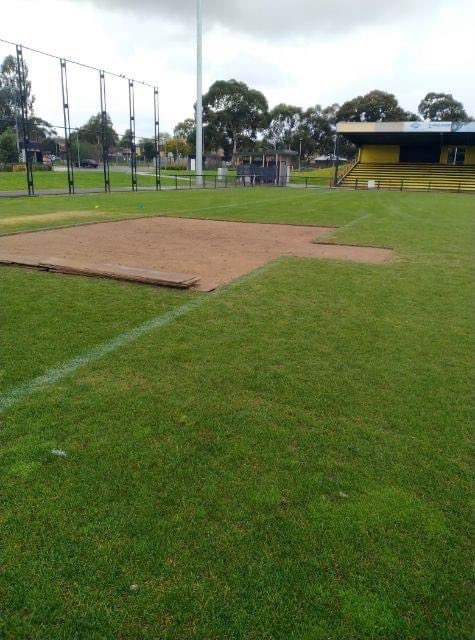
[0,210,101,226]
[0,217,393,290]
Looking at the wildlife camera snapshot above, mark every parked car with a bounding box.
[75,159,99,168]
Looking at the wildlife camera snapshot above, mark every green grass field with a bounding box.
[146,165,340,186]
[291,165,346,187]
[0,187,472,639]
[0,165,340,193]
[0,170,179,192]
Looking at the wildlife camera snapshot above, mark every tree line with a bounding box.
[174,79,471,160]
[0,52,471,165]
[0,55,58,163]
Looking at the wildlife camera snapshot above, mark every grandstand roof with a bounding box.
[337,121,475,146]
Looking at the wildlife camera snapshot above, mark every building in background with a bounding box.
[335,121,475,192]
[233,150,298,184]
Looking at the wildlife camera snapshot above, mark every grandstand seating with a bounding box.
[338,163,475,192]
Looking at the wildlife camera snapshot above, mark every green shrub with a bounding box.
[0,129,19,164]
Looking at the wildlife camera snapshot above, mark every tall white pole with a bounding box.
[196,0,203,185]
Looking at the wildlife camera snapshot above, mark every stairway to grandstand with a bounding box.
[338,163,475,193]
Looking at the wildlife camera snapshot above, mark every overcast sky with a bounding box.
[1,0,473,139]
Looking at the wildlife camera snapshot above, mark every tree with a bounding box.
[141,139,155,162]
[0,128,19,163]
[0,55,34,135]
[298,105,334,157]
[336,90,417,122]
[159,132,172,144]
[0,55,57,150]
[174,119,195,140]
[264,104,302,150]
[76,113,119,148]
[322,103,340,125]
[29,116,56,142]
[169,137,190,158]
[418,93,469,122]
[174,119,196,153]
[70,140,99,162]
[119,129,133,149]
[202,80,269,155]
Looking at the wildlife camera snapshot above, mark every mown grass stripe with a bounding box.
[0,297,205,414]
[0,262,274,414]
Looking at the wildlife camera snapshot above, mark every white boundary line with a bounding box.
[0,263,274,414]
[0,298,204,414]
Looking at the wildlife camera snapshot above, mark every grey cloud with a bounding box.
[74,0,444,38]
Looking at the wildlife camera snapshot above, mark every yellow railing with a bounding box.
[336,157,358,184]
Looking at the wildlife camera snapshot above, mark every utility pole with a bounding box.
[196,0,203,185]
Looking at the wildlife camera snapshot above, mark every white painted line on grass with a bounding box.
[340,211,373,230]
[0,297,205,414]
[0,263,273,414]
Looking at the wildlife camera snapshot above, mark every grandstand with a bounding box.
[336,121,475,193]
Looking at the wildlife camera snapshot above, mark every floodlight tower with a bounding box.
[196,0,203,185]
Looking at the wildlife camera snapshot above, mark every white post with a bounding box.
[196,0,203,186]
